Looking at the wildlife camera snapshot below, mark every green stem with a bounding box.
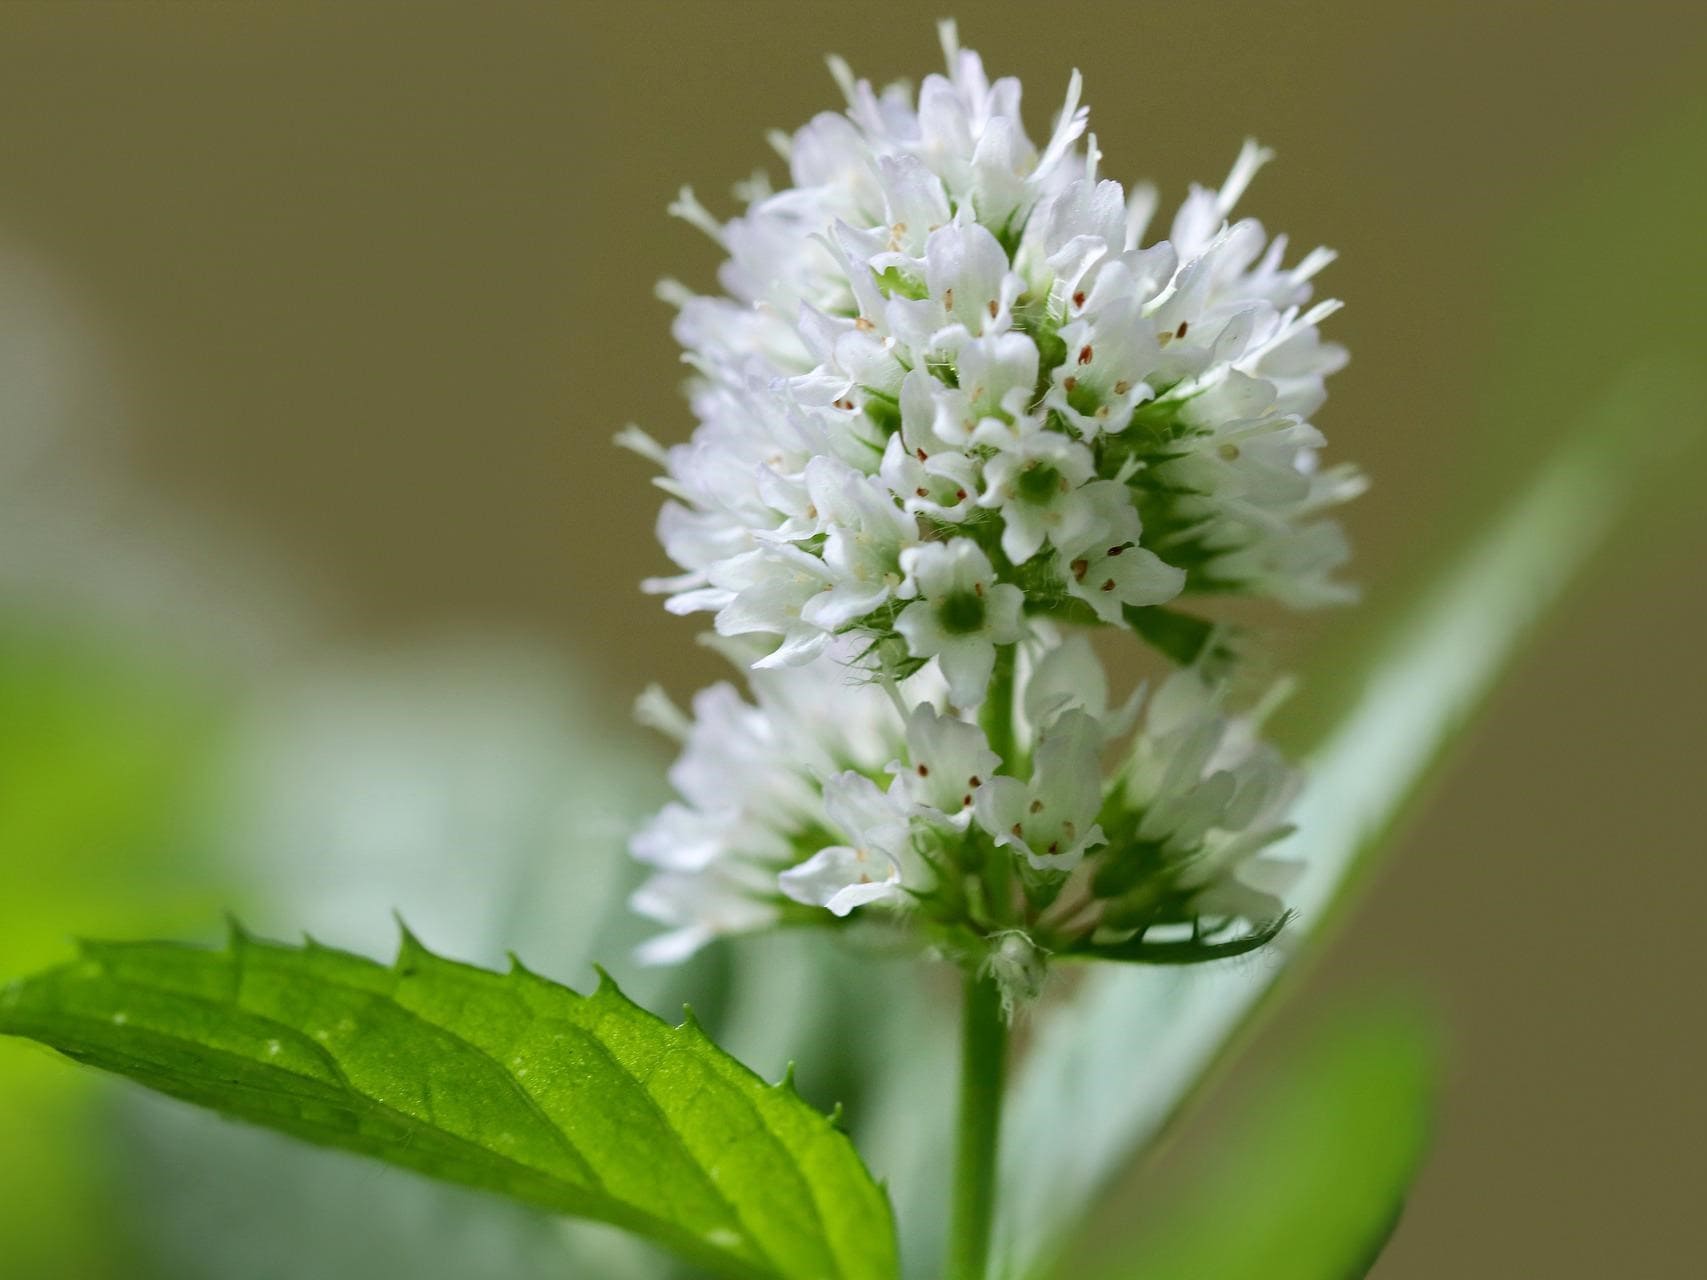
[948,971,1008,1280]
[979,644,1018,923]
[980,643,1017,772]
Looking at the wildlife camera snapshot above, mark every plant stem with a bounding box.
[979,643,1018,921]
[948,970,1007,1280]
[980,642,1017,771]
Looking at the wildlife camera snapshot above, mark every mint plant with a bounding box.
[624,27,1353,1273]
[2,24,1690,1280]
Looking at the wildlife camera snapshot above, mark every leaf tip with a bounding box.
[70,935,119,971]
[678,1003,709,1039]
[222,911,255,951]
[392,913,429,970]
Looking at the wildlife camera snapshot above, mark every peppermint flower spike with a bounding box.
[975,708,1108,873]
[895,540,1026,708]
[629,29,1358,981]
[643,36,1357,635]
[778,771,914,916]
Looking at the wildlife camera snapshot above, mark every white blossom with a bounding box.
[628,645,915,958]
[1058,481,1185,624]
[631,866,781,967]
[627,26,1343,980]
[890,701,1002,828]
[975,708,1108,872]
[633,631,1302,966]
[977,431,1099,564]
[632,21,1359,684]
[1119,670,1304,922]
[894,539,1025,707]
[779,772,914,915]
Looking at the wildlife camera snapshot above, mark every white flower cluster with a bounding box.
[630,636,1300,964]
[628,24,1362,701]
[626,26,1353,979]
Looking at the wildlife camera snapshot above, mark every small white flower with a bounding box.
[1058,482,1185,623]
[977,431,1098,564]
[707,546,837,668]
[1020,631,1141,742]
[631,866,781,965]
[912,331,1043,451]
[895,540,1026,707]
[878,367,981,522]
[792,456,918,630]
[891,701,1002,827]
[984,930,1048,1014]
[779,772,915,915]
[1124,671,1302,899]
[974,708,1107,872]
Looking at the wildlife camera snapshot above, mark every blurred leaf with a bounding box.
[0,929,899,1280]
[993,356,1704,1280]
[1083,1003,1438,1280]
[0,627,225,970]
[0,625,227,1279]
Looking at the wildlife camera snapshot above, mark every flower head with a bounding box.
[631,635,1299,967]
[630,22,1358,692]
[626,25,1353,992]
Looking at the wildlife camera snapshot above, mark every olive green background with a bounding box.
[2,2,1705,1276]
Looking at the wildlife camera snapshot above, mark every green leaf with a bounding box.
[0,928,898,1280]
[994,357,1705,1280]
[1122,605,1234,673]
[113,650,705,1280]
[1085,1003,1439,1280]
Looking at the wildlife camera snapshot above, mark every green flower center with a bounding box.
[937,589,988,635]
[1015,462,1062,505]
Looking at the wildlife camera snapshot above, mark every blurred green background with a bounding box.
[1,2,1704,1276]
